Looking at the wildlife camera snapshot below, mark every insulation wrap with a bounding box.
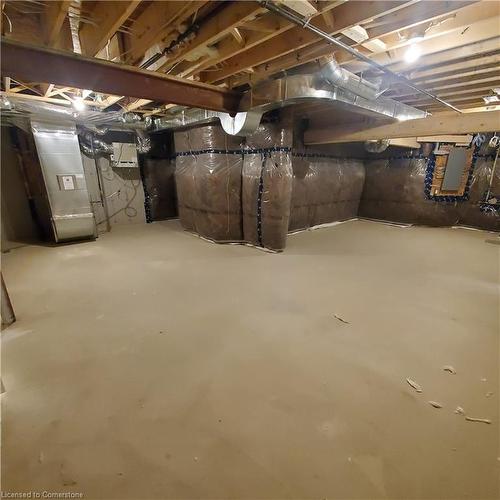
[359,155,499,231]
[289,155,365,231]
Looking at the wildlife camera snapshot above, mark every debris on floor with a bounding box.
[406,378,423,393]
[333,314,349,324]
[485,391,494,398]
[443,365,456,374]
[454,406,466,415]
[428,401,443,408]
[465,416,491,424]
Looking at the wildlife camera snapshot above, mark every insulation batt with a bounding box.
[242,123,293,250]
[359,156,499,231]
[174,125,243,242]
[174,122,296,250]
[289,156,365,231]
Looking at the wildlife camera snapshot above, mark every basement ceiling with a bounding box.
[1,0,499,118]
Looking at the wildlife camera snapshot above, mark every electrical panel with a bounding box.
[111,142,138,168]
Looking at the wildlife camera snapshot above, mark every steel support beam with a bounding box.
[0,39,241,113]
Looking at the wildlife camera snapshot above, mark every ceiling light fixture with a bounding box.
[483,95,500,104]
[404,43,422,64]
[72,97,86,112]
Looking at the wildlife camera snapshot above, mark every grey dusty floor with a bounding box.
[1,220,499,499]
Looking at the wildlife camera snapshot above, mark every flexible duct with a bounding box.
[79,132,114,158]
[0,93,145,129]
[135,129,152,154]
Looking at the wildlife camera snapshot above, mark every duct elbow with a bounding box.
[320,56,379,100]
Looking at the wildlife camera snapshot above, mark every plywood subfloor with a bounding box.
[1,220,499,499]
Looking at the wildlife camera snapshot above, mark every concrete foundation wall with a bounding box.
[82,155,146,233]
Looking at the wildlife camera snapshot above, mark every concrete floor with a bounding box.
[1,220,499,499]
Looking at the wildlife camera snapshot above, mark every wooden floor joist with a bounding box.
[304,111,500,144]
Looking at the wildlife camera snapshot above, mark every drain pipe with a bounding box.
[263,1,462,114]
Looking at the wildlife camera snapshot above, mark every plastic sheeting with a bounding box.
[174,122,294,250]
[242,123,293,250]
[359,156,499,231]
[289,156,365,231]
[142,158,178,222]
[174,125,244,243]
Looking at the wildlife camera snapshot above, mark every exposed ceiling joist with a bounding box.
[124,1,207,65]
[1,91,107,108]
[79,0,142,57]
[304,110,500,144]
[169,1,342,79]
[201,1,414,84]
[44,0,71,47]
[233,0,484,87]
[345,16,500,74]
[160,1,266,70]
[0,39,241,113]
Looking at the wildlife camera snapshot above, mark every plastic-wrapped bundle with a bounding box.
[175,153,243,241]
[174,124,242,152]
[359,158,459,226]
[142,158,177,221]
[359,157,499,231]
[457,156,500,231]
[242,123,293,250]
[174,124,243,242]
[289,156,365,231]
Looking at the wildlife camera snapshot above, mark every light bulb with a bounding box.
[72,97,86,112]
[404,43,421,64]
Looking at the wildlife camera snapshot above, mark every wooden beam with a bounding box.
[124,1,206,65]
[304,110,500,144]
[201,1,414,84]
[402,85,500,104]
[161,2,265,70]
[345,16,500,74]
[388,71,500,98]
[124,98,152,112]
[1,91,107,108]
[44,0,71,46]
[80,0,142,56]
[234,0,483,86]
[0,38,241,113]
[407,54,500,82]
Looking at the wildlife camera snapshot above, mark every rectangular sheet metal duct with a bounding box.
[0,39,241,113]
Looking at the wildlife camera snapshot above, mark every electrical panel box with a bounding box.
[111,142,138,168]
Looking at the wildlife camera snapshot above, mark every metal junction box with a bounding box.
[111,142,138,168]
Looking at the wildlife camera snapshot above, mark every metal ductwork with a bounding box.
[1,93,146,130]
[320,55,379,100]
[1,94,151,155]
[153,74,427,136]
